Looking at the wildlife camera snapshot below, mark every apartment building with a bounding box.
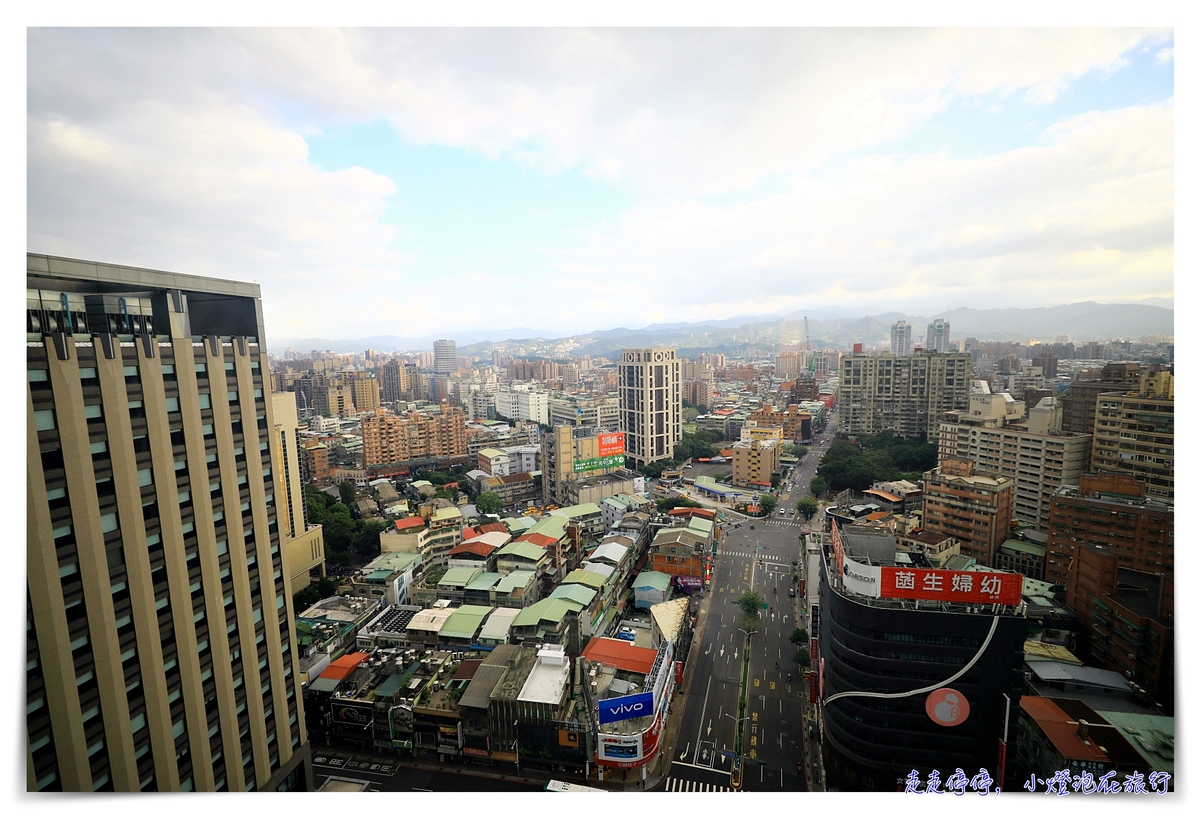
[1090,370,1174,502]
[839,352,971,441]
[747,403,812,442]
[1059,363,1143,435]
[925,319,951,353]
[541,425,627,506]
[890,321,912,356]
[938,394,1092,529]
[433,340,456,375]
[495,387,550,426]
[921,458,1015,566]
[270,393,325,592]
[347,375,380,413]
[26,253,311,792]
[548,396,618,430]
[619,347,682,467]
[360,403,468,470]
[731,434,781,489]
[1045,472,1173,587]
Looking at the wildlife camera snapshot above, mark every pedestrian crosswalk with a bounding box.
[765,519,808,528]
[663,777,739,792]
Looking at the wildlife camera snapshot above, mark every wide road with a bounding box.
[663,516,809,791]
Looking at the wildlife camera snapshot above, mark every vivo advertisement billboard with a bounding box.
[598,691,654,725]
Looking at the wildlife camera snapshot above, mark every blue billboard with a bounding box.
[598,691,654,725]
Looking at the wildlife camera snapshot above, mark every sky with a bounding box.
[27,27,1175,343]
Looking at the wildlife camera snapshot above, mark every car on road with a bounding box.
[789,587,796,597]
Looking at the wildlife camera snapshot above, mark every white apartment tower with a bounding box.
[619,348,682,467]
[433,339,456,375]
[926,319,951,353]
[890,321,913,356]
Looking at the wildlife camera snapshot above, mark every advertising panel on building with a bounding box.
[598,432,626,457]
[598,691,655,725]
[879,567,1022,606]
[574,454,625,473]
[332,700,375,725]
[599,734,641,762]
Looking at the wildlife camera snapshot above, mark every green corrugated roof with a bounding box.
[549,584,597,606]
[496,541,547,562]
[465,572,503,591]
[562,569,606,590]
[439,605,495,639]
[366,551,421,574]
[439,566,483,588]
[687,517,714,535]
[526,515,567,538]
[501,516,536,534]
[495,570,536,594]
[634,570,672,591]
[432,506,463,521]
[552,502,602,518]
[512,598,575,628]
[373,672,408,698]
[1000,538,1047,557]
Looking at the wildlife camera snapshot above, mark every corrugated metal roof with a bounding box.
[439,566,483,588]
[512,598,576,628]
[562,569,606,589]
[439,605,494,640]
[1030,661,1132,690]
[581,637,657,674]
[495,570,536,595]
[479,607,521,641]
[634,570,672,591]
[549,584,597,606]
[496,541,546,562]
[465,572,503,591]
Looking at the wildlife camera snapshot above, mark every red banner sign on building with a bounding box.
[879,566,1022,606]
[598,432,625,457]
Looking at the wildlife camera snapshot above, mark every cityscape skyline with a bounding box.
[28,28,1174,340]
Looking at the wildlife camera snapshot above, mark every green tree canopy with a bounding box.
[338,480,357,505]
[796,498,818,519]
[353,519,389,560]
[794,648,811,666]
[656,496,703,513]
[790,628,810,644]
[809,475,827,496]
[758,494,778,516]
[737,591,764,625]
[476,491,503,515]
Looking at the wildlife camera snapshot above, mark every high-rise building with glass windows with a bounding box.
[618,347,682,467]
[26,254,312,792]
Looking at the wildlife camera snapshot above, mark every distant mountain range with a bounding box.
[270,300,1172,357]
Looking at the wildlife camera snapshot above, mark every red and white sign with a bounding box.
[598,432,625,457]
[831,522,846,579]
[880,566,1023,606]
[925,688,970,727]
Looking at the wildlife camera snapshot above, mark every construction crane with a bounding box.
[805,317,815,374]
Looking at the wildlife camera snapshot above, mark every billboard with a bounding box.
[599,734,641,761]
[598,432,626,457]
[332,700,374,726]
[879,567,1023,606]
[574,454,625,473]
[598,691,654,725]
[841,558,881,597]
[830,522,846,579]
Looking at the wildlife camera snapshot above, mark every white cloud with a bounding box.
[26,28,1174,338]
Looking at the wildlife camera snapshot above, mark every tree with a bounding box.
[794,648,811,666]
[321,505,355,553]
[758,494,778,516]
[770,473,782,489]
[292,584,320,611]
[796,498,818,519]
[476,491,503,515]
[737,591,764,626]
[790,628,810,644]
[809,475,826,496]
[338,480,356,506]
[788,444,808,458]
[316,577,338,597]
[656,496,702,513]
[354,519,389,560]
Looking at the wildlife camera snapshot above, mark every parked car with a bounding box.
[616,627,637,642]
[788,588,796,598]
